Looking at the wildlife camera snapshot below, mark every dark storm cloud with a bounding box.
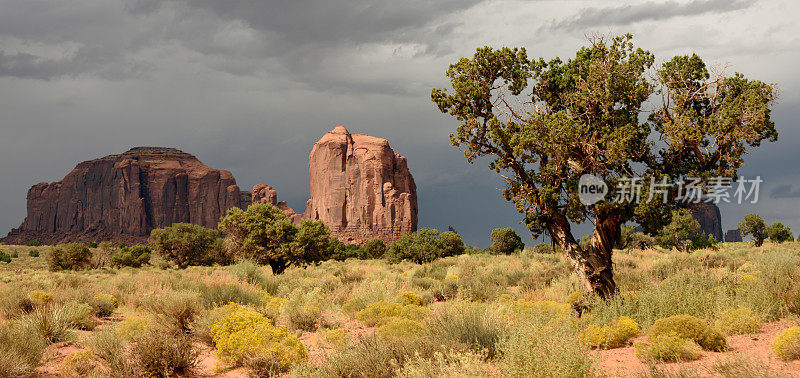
[770,184,800,199]
[549,0,756,31]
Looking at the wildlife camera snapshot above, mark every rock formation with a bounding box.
[687,202,724,241]
[724,229,743,243]
[301,126,417,244]
[2,147,242,244]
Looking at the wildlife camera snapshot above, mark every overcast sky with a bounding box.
[1,0,798,246]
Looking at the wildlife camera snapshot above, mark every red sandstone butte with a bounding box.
[302,126,417,244]
[2,147,242,244]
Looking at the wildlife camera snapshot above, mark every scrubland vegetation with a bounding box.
[2,233,800,377]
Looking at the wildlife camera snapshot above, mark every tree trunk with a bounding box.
[268,259,287,275]
[549,212,620,299]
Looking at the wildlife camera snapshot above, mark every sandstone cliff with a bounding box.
[3,147,242,244]
[688,202,724,241]
[302,126,417,244]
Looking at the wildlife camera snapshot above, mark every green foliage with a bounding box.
[766,222,793,243]
[0,322,46,377]
[200,283,261,307]
[533,243,554,254]
[149,223,226,269]
[499,323,596,378]
[90,328,137,377]
[284,288,323,331]
[219,204,332,274]
[47,243,92,271]
[363,238,388,259]
[739,214,767,247]
[90,293,119,317]
[140,291,203,333]
[635,333,702,362]
[0,250,10,263]
[28,248,39,257]
[427,302,506,359]
[490,227,525,255]
[580,316,639,349]
[714,307,761,335]
[386,228,465,264]
[130,327,199,377]
[18,304,81,344]
[111,245,151,267]
[86,241,99,248]
[432,34,777,296]
[356,300,427,327]
[26,240,41,246]
[772,326,800,361]
[658,209,701,252]
[691,233,720,251]
[647,314,727,351]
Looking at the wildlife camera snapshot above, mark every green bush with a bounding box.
[427,302,506,359]
[0,250,10,264]
[46,243,92,271]
[26,240,41,247]
[111,245,151,267]
[9,250,18,258]
[140,291,203,333]
[28,249,39,257]
[647,314,727,351]
[691,233,720,251]
[533,243,554,254]
[90,328,136,377]
[90,293,119,317]
[130,327,199,377]
[658,209,701,253]
[714,307,761,335]
[0,322,46,377]
[767,222,794,243]
[284,289,323,332]
[86,241,99,248]
[386,229,465,264]
[149,223,226,269]
[363,238,387,259]
[490,228,525,255]
[580,316,639,349]
[200,283,261,307]
[499,323,596,378]
[635,332,702,362]
[739,214,767,247]
[18,304,80,344]
[219,204,331,274]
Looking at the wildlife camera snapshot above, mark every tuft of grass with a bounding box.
[498,322,596,378]
[0,322,46,377]
[130,327,199,377]
[427,302,506,359]
[140,290,203,333]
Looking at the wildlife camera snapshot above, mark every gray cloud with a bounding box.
[770,184,800,198]
[549,0,756,31]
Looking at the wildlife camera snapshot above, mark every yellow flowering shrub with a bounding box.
[401,291,425,306]
[581,316,640,349]
[714,307,761,335]
[90,293,118,317]
[28,290,52,306]
[635,332,702,362]
[508,300,572,322]
[773,326,800,361]
[316,328,348,347]
[355,301,427,327]
[261,294,287,322]
[60,349,95,377]
[648,314,727,351]
[117,316,149,341]
[736,273,759,285]
[211,307,307,372]
[445,274,459,281]
[375,317,427,340]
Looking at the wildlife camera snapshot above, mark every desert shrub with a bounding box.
[219,204,332,274]
[62,301,98,330]
[10,250,18,258]
[111,245,151,267]
[533,243,554,254]
[117,316,149,341]
[130,327,199,377]
[90,328,136,377]
[767,222,794,243]
[580,316,639,349]
[635,333,702,362]
[26,240,41,246]
[149,223,226,268]
[376,318,428,341]
[507,300,572,322]
[714,307,761,335]
[200,283,261,307]
[0,250,10,263]
[193,303,243,344]
[29,290,53,307]
[317,328,348,347]
[262,294,287,322]
[713,354,788,378]
[739,214,767,247]
[211,307,307,373]
[427,302,506,359]
[90,293,118,317]
[658,209,701,253]
[691,233,719,251]
[284,288,323,331]
[356,301,427,327]
[140,291,203,333]
[230,259,268,286]
[395,351,497,378]
[47,243,92,271]
[647,314,727,351]
[401,291,425,306]
[386,229,464,264]
[499,323,596,378]
[18,304,79,343]
[29,249,39,257]
[60,349,96,377]
[328,240,362,261]
[363,238,387,259]
[490,227,525,255]
[0,322,46,377]
[772,326,800,361]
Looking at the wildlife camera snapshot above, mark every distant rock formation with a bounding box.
[301,126,417,244]
[725,229,743,243]
[687,202,724,241]
[2,147,242,244]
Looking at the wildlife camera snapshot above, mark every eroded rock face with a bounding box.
[302,126,417,244]
[2,147,242,244]
[688,202,724,241]
[725,229,743,243]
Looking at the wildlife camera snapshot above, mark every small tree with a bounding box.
[47,243,92,271]
[738,214,767,247]
[490,228,525,255]
[149,223,224,269]
[386,229,463,264]
[290,219,333,265]
[111,245,152,268]
[363,238,387,259]
[658,209,701,253]
[438,231,466,257]
[766,222,793,243]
